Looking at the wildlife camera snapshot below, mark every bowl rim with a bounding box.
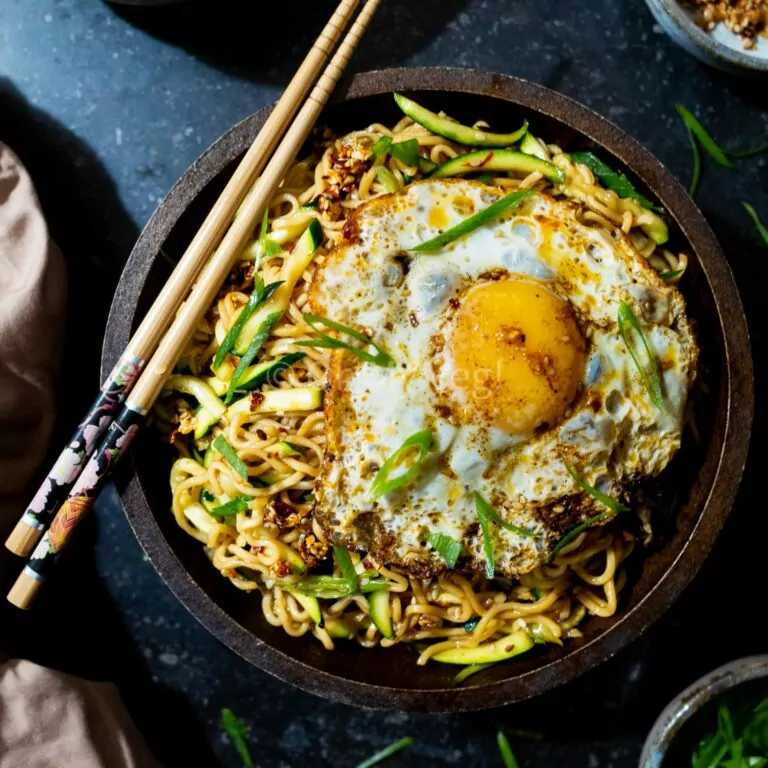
[644,0,768,74]
[102,66,754,712]
[639,655,768,767]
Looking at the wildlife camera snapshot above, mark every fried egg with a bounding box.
[309,179,697,577]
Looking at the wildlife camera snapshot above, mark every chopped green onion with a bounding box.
[675,105,733,168]
[474,492,537,538]
[214,272,283,372]
[210,495,251,518]
[743,202,768,247]
[551,512,613,559]
[497,731,520,768]
[334,546,359,593]
[617,300,665,410]
[296,313,395,367]
[425,532,462,568]
[562,461,628,513]
[682,121,702,197]
[255,209,282,263]
[374,165,399,192]
[402,173,413,185]
[532,588,542,601]
[370,135,392,158]
[390,138,420,167]
[221,709,254,768]
[475,494,496,579]
[200,489,216,504]
[728,141,768,159]
[284,575,387,599]
[452,662,496,686]
[569,151,663,213]
[413,189,534,252]
[355,737,414,768]
[226,310,283,402]
[369,429,433,500]
[659,268,684,282]
[213,435,249,479]
[463,616,481,633]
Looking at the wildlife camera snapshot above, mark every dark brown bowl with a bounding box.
[102,67,753,712]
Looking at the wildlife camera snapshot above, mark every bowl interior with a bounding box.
[109,73,750,710]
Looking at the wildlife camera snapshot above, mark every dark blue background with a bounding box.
[0,1,764,766]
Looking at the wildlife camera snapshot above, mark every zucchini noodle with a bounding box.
[156,112,686,666]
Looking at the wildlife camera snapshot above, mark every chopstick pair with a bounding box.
[5,0,382,609]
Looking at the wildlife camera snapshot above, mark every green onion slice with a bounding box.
[221,709,254,768]
[284,575,387,599]
[551,512,613,559]
[333,545,359,593]
[728,141,768,159]
[659,268,684,282]
[213,435,249,479]
[425,532,462,568]
[476,493,537,538]
[570,151,663,213]
[255,209,282,264]
[370,135,393,158]
[675,105,734,168]
[744,202,768,247]
[390,138,420,167]
[374,165,399,193]
[212,277,283,371]
[296,313,395,367]
[617,300,665,410]
[474,493,496,579]
[369,429,433,500]
[200,488,216,504]
[225,310,283,402]
[562,460,628,513]
[452,662,496,687]
[210,495,251,518]
[413,189,534,252]
[683,121,702,198]
[497,731,520,768]
[355,737,414,768]
[463,616,481,633]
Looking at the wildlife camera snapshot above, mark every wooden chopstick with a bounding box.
[4,0,361,560]
[7,0,382,610]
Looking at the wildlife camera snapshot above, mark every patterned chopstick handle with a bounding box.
[20,402,145,586]
[9,354,143,544]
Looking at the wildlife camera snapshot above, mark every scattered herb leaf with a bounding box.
[413,189,534,252]
[744,202,768,247]
[221,708,254,768]
[296,313,395,368]
[390,138,420,167]
[210,495,251,518]
[562,461,629,514]
[425,532,462,568]
[355,737,414,768]
[334,545,359,593]
[370,430,433,500]
[570,151,663,212]
[676,105,733,168]
[213,435,249,480]
[370,135,393,158]
[617,300,665,410]
[497,730,520,768]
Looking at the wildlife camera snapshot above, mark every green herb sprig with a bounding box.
[744,203,768,247]
[497,730,520,768]
[333,545,359,593]
[210,495,251,519]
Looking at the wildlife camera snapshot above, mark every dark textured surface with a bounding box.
[0,1,765,767]
[101,69,752,713]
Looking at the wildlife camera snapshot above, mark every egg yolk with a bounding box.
[449,278,586,434]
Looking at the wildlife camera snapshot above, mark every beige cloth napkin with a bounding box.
[0,141,160,767]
